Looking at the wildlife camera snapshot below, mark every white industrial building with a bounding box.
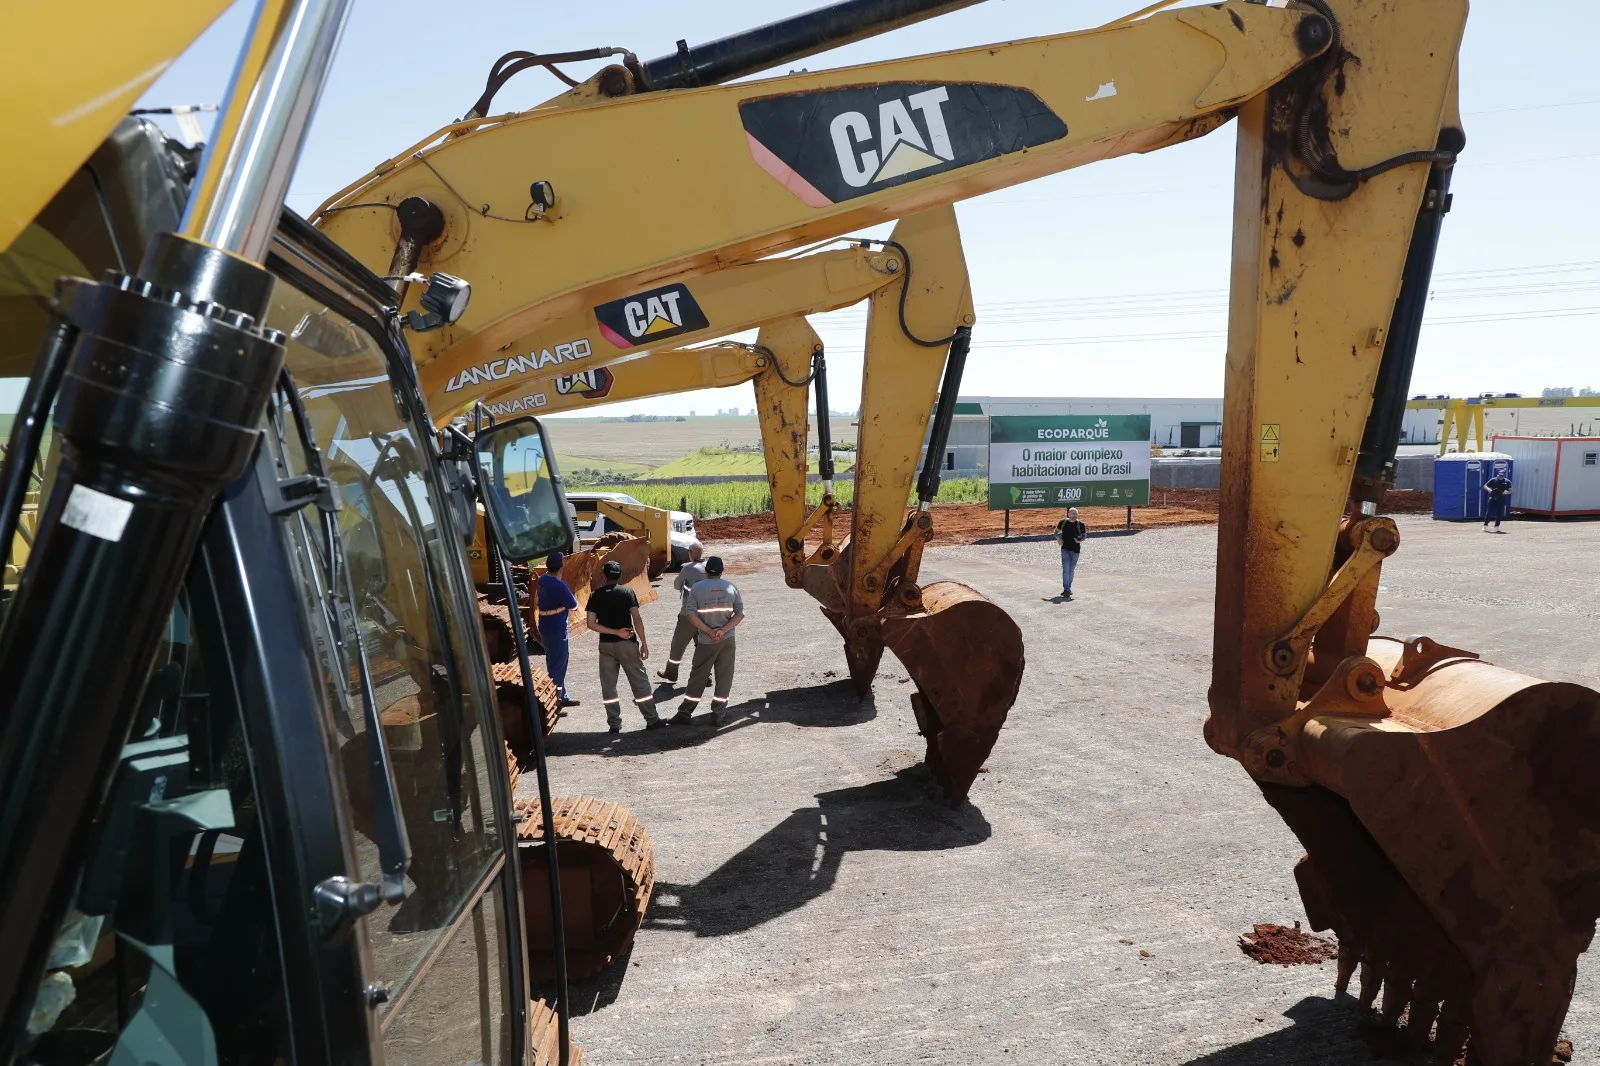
[947,397,1225,475]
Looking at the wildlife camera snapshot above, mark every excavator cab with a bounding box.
[0,120,577,1066]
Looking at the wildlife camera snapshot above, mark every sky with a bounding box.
[137,0,1600,418]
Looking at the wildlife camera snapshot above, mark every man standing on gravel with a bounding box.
[1483,469,1513,532]
[672,556,744,724]
[587,559,664,733]
[656,541,706,685]
[1055,506,1087,601]
[535,551,580,708]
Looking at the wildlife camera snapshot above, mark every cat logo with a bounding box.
[594,284,710,350]
[741,81,1067,206]
[828,86,954,189]
[553,366,614,400]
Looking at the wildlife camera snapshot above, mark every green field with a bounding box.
[640,446,855,481]
[555,454,653,486]
[620,476,987,518]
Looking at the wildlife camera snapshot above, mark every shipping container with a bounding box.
[1491,436,1600,516]
[1432,452,1513,521]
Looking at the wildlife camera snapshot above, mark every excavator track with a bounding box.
[528,998,583,1065]
[478,599,517,663]
[494,660,563,759]
[515,795,655,981]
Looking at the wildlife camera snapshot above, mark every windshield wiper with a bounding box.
[267,369,412,906]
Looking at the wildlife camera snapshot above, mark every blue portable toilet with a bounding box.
[1432,452,1513,520]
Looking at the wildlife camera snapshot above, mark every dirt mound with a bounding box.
[1237,922,1338,966]
[695,489,1433,547]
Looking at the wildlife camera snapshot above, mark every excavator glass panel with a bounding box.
[17,583,293,1066]
[263,282,512,1055]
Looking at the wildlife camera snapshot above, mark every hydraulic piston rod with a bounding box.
[641,0,985,90]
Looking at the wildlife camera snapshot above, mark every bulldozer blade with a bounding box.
[556,548,601,624]
[549,537,655,625]
[600,536,658,606]
[880,581,1024,807]
[1274,637,1600,1064]
[516,794,655,981]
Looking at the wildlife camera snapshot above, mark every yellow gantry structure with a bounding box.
[1408,395,1600,454]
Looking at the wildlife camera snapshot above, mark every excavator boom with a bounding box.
[315,3,1326,371]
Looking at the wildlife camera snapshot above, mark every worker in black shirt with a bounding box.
[1055,506,1086,601]
[586,560,664,732]
[1483,470,1513,533]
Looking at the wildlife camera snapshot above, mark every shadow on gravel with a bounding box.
[555,942,632,1019]
[1181,995,1384,1066]
[546,680,879,757]
[642,768,989,938]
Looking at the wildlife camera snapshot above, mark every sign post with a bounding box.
[987,414,1152,511]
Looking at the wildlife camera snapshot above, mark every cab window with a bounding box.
[263,283,511,1061]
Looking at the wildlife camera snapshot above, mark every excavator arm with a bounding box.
[424,240,902,420]
[317,2,1600,1058]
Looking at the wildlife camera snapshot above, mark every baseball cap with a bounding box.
[601,560,623,579]
[705,556,724,575]
[546,551,564,571]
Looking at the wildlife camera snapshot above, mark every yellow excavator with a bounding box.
[5,3,1600,1066]
[310,1,1600,1060]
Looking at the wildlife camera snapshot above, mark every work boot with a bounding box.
[645,718,668,730]
[560,696,581,707]
[607,722,621,734]
[655,670,678,684]
[669,710,694,725]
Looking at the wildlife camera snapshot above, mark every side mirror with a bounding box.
[472,417,573,564]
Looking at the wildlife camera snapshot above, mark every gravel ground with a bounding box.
[527,514,1600,1064]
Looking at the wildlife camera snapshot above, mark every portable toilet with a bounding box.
[1432,451,1512,520]
[1491,436,1600,516]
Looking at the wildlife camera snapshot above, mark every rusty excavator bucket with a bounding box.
[1254,638,1600,1064]
[881,582,1024,807]
[804,537,1024,809]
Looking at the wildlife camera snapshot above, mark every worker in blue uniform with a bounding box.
[535,551,581,706]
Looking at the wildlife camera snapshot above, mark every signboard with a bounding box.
[987,414,1151,509]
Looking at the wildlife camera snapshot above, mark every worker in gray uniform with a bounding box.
[671,556,744,724]
[655,541,706,684]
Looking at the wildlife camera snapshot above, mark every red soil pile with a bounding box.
[1237,922,1338,966]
